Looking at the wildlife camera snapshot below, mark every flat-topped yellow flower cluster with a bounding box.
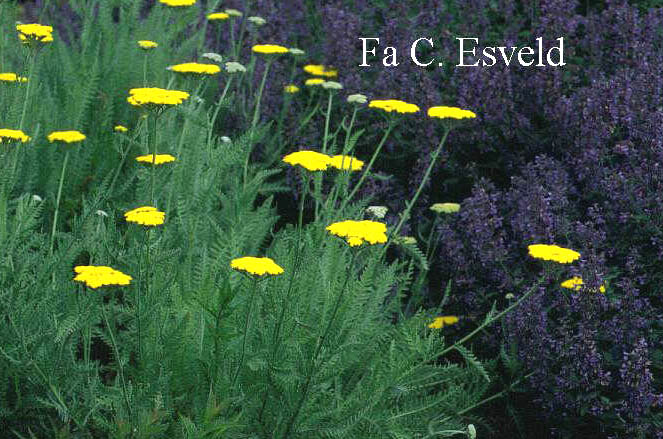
[282,151,364,172]
[0,128,31,143]
[428,106,477,120]
[127,87,190,107]
[73,266,133,289]
[168,62,221,75]
[138,40,158,50]
[230,257,284,276]
[0,73,28,82]
[326,220,388,247]
[136,154,176,165]
[16,23,53,44]
[368,99,420,114]
[527,244,581,264]
[158,0,196,6]
[252,44,289,54]
[124,206,165,226]
[47,130,86,143]
[303,64,338,78]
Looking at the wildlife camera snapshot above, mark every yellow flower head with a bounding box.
[138,40,158,50]
[0,73,28,83]
[284,84,300,94]
[127,87,190,108]
[0,129,31,143]
[428,106,477,120]
[207,12,230,20]
[159,0,196,6]
[329,155,364,171]
[282,150,331,172]
[73,265,132,289]
[135,154,176,165]
[428,316,459,329]
[252,44,289,55]
[168,62,221,75]
[528,244,581,264]
[230,256,284,277]
[560,277,606,294]
[305,78,324,86]
[326,220,388,247]
[430,202,461,214]
[47,130,86,143]
[303,64,338,78]
[16,23,54,44]
[124,206,165,226]
[114,125,128,133]
[369,99,420,114]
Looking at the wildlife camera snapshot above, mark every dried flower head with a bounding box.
[247,16,266,26]
[430,202,461,214]
[347,93,367,105]
[225,61,246,73]
[322,81,343,90]
[288,48,305,56]
[282,150,331,171]
[201,52,223,63]
[230,256,284,276]
[224,8,243,17]
[73,265,132,289]
[366,205,388,219]
[284,84,300,93]
[124,206,165,226]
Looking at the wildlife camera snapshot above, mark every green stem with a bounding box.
[230,277,259,392]
[430,372,534,430]
[148,113,158,206]
[313,92,335,219]
[233,1,252,60]
[323,107,359,218]
[340,120,395,213]
[243,59,271,188]
[101,302,133,423]
[380,129,450,259]
[281,251,357,439]
[142,53,148,86]
[18,51,36,131]
[49,150,69,256]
